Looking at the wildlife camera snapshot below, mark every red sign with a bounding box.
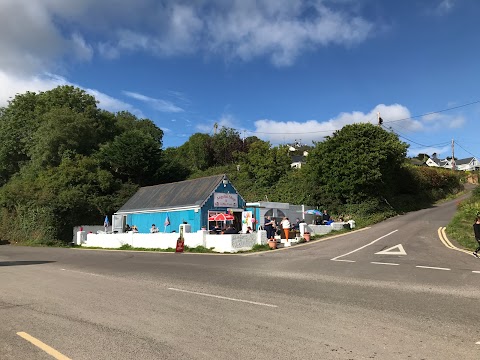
[175,238,184,253]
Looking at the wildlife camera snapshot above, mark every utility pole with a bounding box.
[451,138,456,170]
[213,122,218,135]
[377,112,383,126]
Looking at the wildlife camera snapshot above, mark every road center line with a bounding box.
[17,332,71,360]
[416,265,451,271]
[371,262,399,266]
[330,230,398,261]
[332,259,356,263]
[168,288,278,308]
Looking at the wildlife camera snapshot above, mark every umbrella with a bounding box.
[304,209,321,215]
[208,213,235,221]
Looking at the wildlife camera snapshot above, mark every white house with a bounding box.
[455,157,480,171]
[426,156,479,171]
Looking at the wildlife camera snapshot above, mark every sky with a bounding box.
[1,0,479,159]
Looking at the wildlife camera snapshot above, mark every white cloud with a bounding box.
[0,71,67,107]
[252,104,412,145]
[123,91,184,113]
[71,33,94,62]
[421,112,465,129]
[408,145,450,158]
[0,70,143,117]
[84,88,144,117]
[21,0,371,67]
[196,114,235,133]
[435,0,455,15]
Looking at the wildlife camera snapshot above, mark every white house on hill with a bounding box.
[426,156,479,171]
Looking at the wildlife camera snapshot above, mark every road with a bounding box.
[1,194,479,359]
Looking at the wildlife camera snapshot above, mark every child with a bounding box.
[473,216,480,258]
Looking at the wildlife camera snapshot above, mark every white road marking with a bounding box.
[416,266,450,271]
[330,230,398,261]
[476,341,480,344]
[332,259,356,263]
[61,268,104,277]
[472,271,480,274]
[168,287,278,308]
[371,262,399,266]
[375,244,407,256]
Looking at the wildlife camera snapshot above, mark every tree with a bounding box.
[211,127,243,165]
[308,123,408,205]
[238,141,292,188]
[96,129,163,186]
[176,133,213,171]
[0,86,116,183]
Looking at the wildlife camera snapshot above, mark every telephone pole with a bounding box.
[451,138,456,170]
[377,112,383,126]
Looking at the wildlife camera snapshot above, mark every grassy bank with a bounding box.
[446,185,480,250]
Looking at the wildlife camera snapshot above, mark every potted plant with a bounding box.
[303,232,311,242]
[268,239,277,249]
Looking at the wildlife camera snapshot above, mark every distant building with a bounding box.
[425,156,479,171]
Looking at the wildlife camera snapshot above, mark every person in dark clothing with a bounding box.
[223,224,238,234]
[264,216,275,240]
[322,210,331,225]
[473,216,480,258]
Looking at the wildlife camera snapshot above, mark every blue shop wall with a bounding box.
[127,209,199,233]
[245,207,262,230]
[200,182,246,228]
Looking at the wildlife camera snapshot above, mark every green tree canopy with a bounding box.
[308,123,408,205]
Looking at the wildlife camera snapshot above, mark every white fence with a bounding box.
[78,230,268,253]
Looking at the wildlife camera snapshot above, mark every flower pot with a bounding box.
[303,233,310,242]
[268,240,277,249]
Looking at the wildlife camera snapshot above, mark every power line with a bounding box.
[383,100,480,124]
[382,124,450,149]
[455,141,479,159]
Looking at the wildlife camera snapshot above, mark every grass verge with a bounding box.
[446,185,480,250]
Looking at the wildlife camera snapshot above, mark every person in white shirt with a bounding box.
[281,217,291,241]
[150,224,159,233]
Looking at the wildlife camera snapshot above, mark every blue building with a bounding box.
[113,174,246,233]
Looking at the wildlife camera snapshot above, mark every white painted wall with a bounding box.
[81,230,268,253]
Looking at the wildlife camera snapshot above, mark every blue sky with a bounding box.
[1,0,479,159]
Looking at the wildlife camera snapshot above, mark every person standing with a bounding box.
[473,216,480,258]
[264,216,275,240]
[281,217,291,241]
[322,209,331,225]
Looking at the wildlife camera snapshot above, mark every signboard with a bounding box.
[175,238,184,253]
[213,193,238,208]
[242,211,253,233]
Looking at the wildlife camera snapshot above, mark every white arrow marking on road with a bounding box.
[331,230,398,261]
[375,244,407,256]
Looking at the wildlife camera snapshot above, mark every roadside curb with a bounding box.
[241,226,371,256]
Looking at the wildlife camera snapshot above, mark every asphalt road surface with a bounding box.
[1,194,480,359]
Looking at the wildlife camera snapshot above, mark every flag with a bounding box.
[164,215,170,227]
[104,215,109,227]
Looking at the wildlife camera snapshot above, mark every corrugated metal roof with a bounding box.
[117,174,226,212]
